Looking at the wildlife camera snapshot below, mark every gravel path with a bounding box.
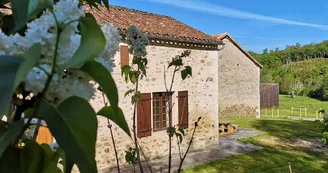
[107,128,263,173]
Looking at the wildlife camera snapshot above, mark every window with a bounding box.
[153,92,172,131]
[120,45,129,67]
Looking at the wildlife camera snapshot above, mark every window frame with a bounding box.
[152,92,173,132]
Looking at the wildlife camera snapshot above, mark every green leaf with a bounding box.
[0,121,7,136]
[178,128,185,136]
[167,127,176,137]
[12,0,53,30]
[41,144,61,173]
[0,120,24,157]
[168,58,183,68]
[64,13,106,69]
[14,43,41,90]
[0,146,21,173]
[81,60,118,107]
[1,15,15,35]
[101,0,109,9]
[0,0,9,5]
[184,66,192,76]
[21,140,45,173]
[97,106,131,137]
[129,71,137,84]
[39,97,98,173]
[40,144,52,160]
[124,89,134,97]
[0,55,23,116]
[64,155,75,173]
[175,133,183,143]
[121,65,131,82]
[125,147,137,165]
[181,66,192,80]
[28,0,53,18]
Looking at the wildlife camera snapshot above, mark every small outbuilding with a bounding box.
[214,33,262,118]
[260,83,279,109]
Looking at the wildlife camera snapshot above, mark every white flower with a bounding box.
[25,64,50,96]
[54,0,84,25]
[0,0,122,105]
[49,70,95,104]
[97,22,121,72]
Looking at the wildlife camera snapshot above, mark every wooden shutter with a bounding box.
[137,93,152,138]
[178,91,188,129]
[120,45,129,67]
[36,125,53,145]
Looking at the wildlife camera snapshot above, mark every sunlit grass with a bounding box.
[260,95,328,118]
[183,118,328,173]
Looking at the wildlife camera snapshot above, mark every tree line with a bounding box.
[250,40,328,100]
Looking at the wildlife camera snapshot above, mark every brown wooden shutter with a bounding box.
[120,45,129,67]
[178,91,188,129]
[137,93,152,138]
[36,125,53,145]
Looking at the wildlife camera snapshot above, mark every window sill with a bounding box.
[153,127,168,132]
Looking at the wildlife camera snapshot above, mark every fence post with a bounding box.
[305,108,307,117]
[291,106,293,116]
[277,108,280,117]
[266,108,268,117]
[272,107,274,118]
[316,111,318,120]
[320,108,322,118]
[300,109,302,119]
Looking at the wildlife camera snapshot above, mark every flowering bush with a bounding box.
[0,0,130,172]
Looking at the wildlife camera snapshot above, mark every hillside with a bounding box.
[262,58,328,100]
[251,40,328,100]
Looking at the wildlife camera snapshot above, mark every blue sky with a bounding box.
[108,0,328,53]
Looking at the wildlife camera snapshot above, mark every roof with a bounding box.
[0,4,11,15]
[214,32,263,68]
[260,83,279,92]
[85,5,221,44]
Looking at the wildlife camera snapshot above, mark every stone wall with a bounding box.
[90,44,220,172]
[218,38,260,118]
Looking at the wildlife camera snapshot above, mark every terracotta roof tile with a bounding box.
[0,4,11,15]
[85,5,220,44]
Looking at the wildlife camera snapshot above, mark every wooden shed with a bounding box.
[260,83,279,109]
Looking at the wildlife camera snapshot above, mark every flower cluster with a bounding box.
[96,22,121,72]
[126,26,149,57]
[1,0,121,104]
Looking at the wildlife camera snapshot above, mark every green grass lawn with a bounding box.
[261,95,328,118]
[183,118,328,173]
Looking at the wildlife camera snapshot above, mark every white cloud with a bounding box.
[144,0,328,30]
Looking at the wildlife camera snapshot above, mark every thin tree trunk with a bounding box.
[108,121,121,173]
[102,93,121,172]
[178,118,200,172]
[133,75,144,173]
[164,66,178,173]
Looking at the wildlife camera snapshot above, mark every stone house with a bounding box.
[214,33,262,118]
[85,5,221,172]
[85,5,262,172]
[0,3,263,172]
